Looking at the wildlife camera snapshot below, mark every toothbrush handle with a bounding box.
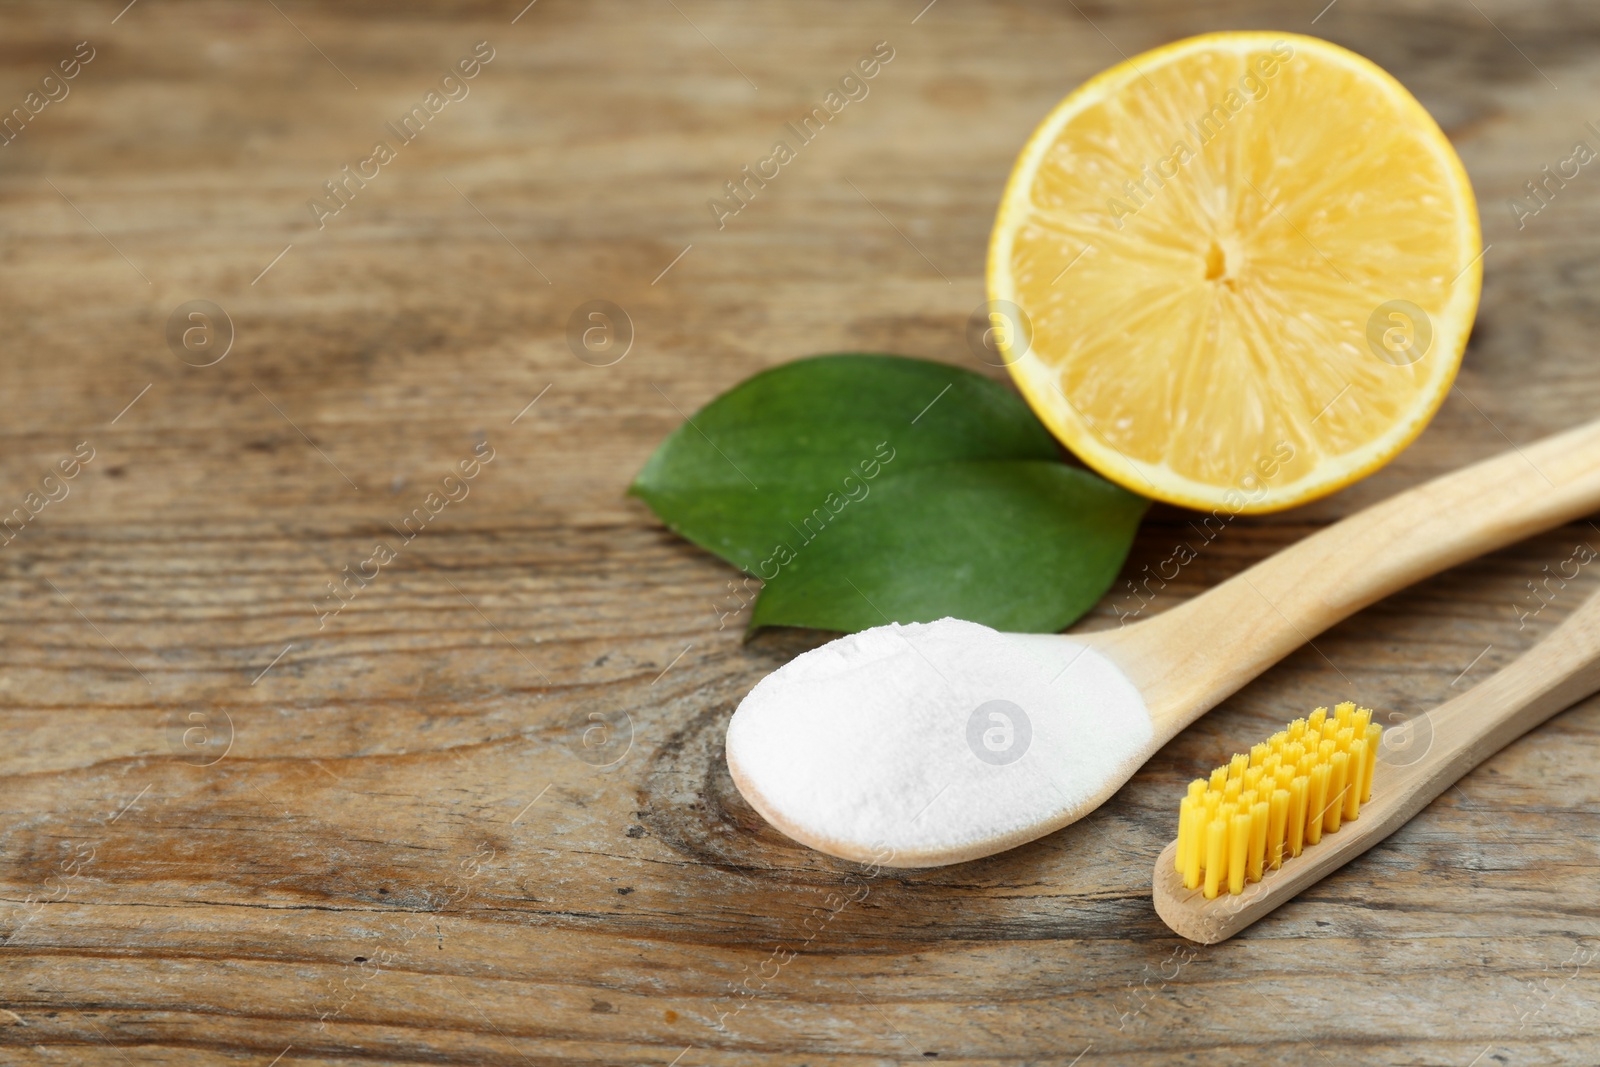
[1111,416,1600,742]
[1411,582,1600,793]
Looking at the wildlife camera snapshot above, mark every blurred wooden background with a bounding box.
[1,0,1597,1063]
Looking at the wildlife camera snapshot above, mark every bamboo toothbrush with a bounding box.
[727,418,1600,868]
[1155,582,1600,943]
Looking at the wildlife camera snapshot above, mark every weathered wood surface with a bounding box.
[2,0,1599,1063]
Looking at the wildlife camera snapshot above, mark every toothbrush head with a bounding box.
[1173,702,1383,901]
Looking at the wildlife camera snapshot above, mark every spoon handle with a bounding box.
[1154,582,1600,944]
[1102,415,1600,742]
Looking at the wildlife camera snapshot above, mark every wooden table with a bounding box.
[3,1,1597,1063]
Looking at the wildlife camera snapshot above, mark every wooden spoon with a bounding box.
[727,417,1600,867]
[1154,578,1600,943]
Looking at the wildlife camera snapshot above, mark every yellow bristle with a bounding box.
[1229,753,1248,780]
[1336,726,1354,752]
[1274,765,1294,792]
[1262,753,1282,779]
[1228,812,1250,895]
[1305,764,1329,845]
[1218,802,1239,890]
[1354,706,1373,734]
[1249,742,1269,768]
[1204,791,1221,821]
[1287,718,1306,742]
[1177,795,1193,872]
[1247,800,1269,883]
[1189,778,1207,801]
[1184,813,1203,890]
[1243,766,1264,794]
[1308,707,1327,732]
[1362,722,1382,801]
[1344,741,1365,819]
[1287,776,1309,857]
[1324,751,1349,832]
[1267,789,1290,869]
[1239,789,1258,813]
[1286,741,1306,767]
[1270,730,1289,750]
[1335,701,1355,728]
[1209,766,1228,793]
[1224,778,1242,802]
[1204,816,1227,899]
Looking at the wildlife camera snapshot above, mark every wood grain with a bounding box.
[2,1,1599,1064]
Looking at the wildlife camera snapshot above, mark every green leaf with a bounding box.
[748,461,1148,633]
[630,354,1059,572]
[629,353,1149,634]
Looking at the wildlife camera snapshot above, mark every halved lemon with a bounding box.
[987,32,1481,513]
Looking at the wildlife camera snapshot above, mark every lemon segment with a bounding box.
[987,32,1482,513]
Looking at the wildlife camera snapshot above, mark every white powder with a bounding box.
[725,617,1154,867]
